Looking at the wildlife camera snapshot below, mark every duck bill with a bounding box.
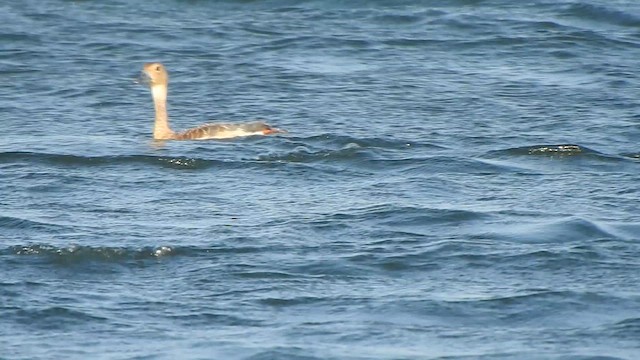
[263,127,287,135]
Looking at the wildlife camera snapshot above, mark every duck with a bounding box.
[140,62,285,140]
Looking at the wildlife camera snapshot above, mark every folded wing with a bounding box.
[175,121,284,140]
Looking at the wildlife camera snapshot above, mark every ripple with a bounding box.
[9,306,108,330]
[245,349,324,360]
[608,317,640,340]
[371,12,427,26]
[566,3,640,28]
[0,215,74,232]
[489,217,620,244]
[0,151,229,170]
[315,204,489,226]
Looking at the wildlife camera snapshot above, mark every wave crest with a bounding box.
[5,244,177,263]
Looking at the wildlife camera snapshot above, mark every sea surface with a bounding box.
[1,0,639,359]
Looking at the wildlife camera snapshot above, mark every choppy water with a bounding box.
[1,0,640,359]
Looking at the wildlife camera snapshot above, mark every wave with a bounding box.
[491,144,595,157]
[482,144,640,174]
[258,134,446,168]
[7,306,108,330]
[0,215,77,233]
[340,216,634,274]
[566,3,640,28]
[2,242,311,264]
[12,141,632,175]
[486,217,622,244]
[387,288,638,326]
[278,133,444,152]
[446,289,606,306]
[487,144,636,162]
[0,135,442,171]
[256,134,527,174]
[310,203,488,226]
[244,349,324,360]
[0,151,233,170]
[608,318,640,340]
[623,152,640,160]
[3,244,178,264]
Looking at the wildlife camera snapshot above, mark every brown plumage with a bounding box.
[141,62,285,140]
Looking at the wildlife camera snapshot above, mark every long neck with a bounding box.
[151,84,175,139]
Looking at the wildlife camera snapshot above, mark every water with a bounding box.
[1,0,639,359]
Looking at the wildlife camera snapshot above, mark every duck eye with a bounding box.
[155,66,161,71]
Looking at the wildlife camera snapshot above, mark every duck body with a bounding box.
[141,62,285,141]
[173,122,282,140]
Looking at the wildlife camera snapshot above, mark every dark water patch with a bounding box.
[550,49,579,59]
[258,142,371,164]
[4,244,178,264]
[485,145,640,173]
[245,348,323,360]
[557,357,627,360]
[446,290,634,325]
[371,12,428,26]
[8,306,108,331]
[359,239,497,271]
[426,230,630,271]
[377,206,489,227]
[0,151,230,170]
[455,289,585,306]
[235,270,299,280]
[494,245,633,272]
[316,204,489,228]
[608,224,640,242]
[401,156,526,175]
[0,30,43,45]
[454,35,534,51]
[167,312,262,327]
[623,152,640,160]
[607,317,640,340]
[291,258,372,278]
[261,135,503,174]
[5,243,331,268]
[496,144,593,156]
[488,144,634,162]
[382,37,447,48]
[256,134,440,171]
[345,249,443,273]
[0,215,76,233]
[260,34,373,52]
[0,281,46,301]
[395,289,634,328]
[308,134,443,151]
[365,230,430,245]
[259,296,328,308]
[453,28,637,53]
[565,3,640,28]
[200,243,269,255]
[378,258,440,272]
[241,25,285,37]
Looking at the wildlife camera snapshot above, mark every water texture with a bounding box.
[1,0,639,359]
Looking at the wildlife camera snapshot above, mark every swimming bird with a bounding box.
[140,62,285,140]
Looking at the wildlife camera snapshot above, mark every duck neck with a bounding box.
[151,84,175,140]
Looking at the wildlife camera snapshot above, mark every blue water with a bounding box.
[1,0,640,359]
